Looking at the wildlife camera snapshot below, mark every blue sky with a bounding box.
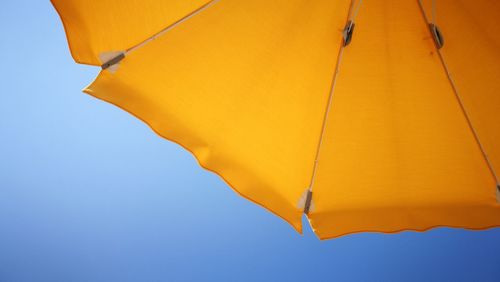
[1,1,499,281]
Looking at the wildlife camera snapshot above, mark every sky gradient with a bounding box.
[0,1,499,281]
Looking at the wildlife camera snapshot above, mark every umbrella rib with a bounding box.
[304,1,362,213]
[307,47,346,197]
[126,0,221,54]
[416,0,500,190]
[101,0,221,69]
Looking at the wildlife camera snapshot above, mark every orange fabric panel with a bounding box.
[83,0,351,232]
[307,0,500,239]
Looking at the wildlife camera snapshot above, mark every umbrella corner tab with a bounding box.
[497,185,500,202]
[342,20,355,47]
[100,51,126,73]
[429,23,444,49]
[297,189,314,215]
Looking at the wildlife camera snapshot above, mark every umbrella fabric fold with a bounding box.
[52,0,500,238]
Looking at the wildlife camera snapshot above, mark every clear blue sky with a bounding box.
[1,1,499,281]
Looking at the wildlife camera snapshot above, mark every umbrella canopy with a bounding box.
[51,0,500,239]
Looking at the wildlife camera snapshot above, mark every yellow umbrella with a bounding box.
[51,0,500,239]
